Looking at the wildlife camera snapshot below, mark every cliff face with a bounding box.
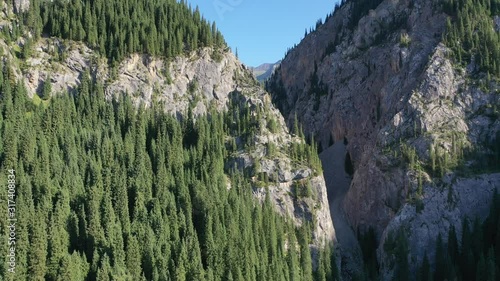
[269,0,441,233]
[268,0,499,276]
[22,39,240,115]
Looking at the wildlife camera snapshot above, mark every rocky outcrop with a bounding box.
[379,174,500,279]
[23,39,242,116]
[24,39,96,96]
[13,0,29,14]
[0,0,29,16]
[106,49,245,114]
[222,89,336,248]
[252,175,335,245]
[342,42,499,235]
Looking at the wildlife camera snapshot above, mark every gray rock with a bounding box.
[293,169,312,180]
[251,175,336,247]
[225,154,253,172]
[379,174,500,279]
[13,0,29,14]
[277,160,294,182]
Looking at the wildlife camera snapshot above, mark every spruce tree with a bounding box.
[434,233,445,281]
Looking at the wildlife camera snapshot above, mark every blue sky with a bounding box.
[185,0,336,67]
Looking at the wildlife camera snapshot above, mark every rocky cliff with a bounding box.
[379,173,500,279]
[268,0,499,277]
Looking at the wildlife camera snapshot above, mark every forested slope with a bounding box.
[0,0,339,280]
[0,62,336,280]
[6,0,225,63]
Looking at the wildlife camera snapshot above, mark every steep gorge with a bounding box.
[320,143,362,277]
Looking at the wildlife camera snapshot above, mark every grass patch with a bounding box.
[32,93,49,107]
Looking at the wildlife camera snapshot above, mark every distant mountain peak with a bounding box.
[251,60,281,82]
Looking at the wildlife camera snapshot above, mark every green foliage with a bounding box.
[399,32,411,48]
[315,243,340,281]
[224,92,261,150]
[267,116,278,134]
[400,142,418,170]
[289,138,323,175]
[382,227,410,280]
[309,62,329,110]
[433,233,447,281]
[288,116,323,174]
[266,69,287,112]
[358,227,379,280]
[41,76,52,100]
[471,130,500,173]
[416,253,431,281]
[266,142,277,158]
[323,41,338,59]
[20,0,226,64]
[292,179,313,199]
[443,0,500,77]
[188,78,199,95]
[427,131,499,178]
[20,39,34,59]
[211,48,224,63]
[0,58,336,280]
[400,132,475,180]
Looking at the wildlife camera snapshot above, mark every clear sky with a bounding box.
[185,0,336,67]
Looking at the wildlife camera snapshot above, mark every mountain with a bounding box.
[251,61,281,82]
[267,0,500,279]
[2,0,500,279]
[0,0,337,280]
